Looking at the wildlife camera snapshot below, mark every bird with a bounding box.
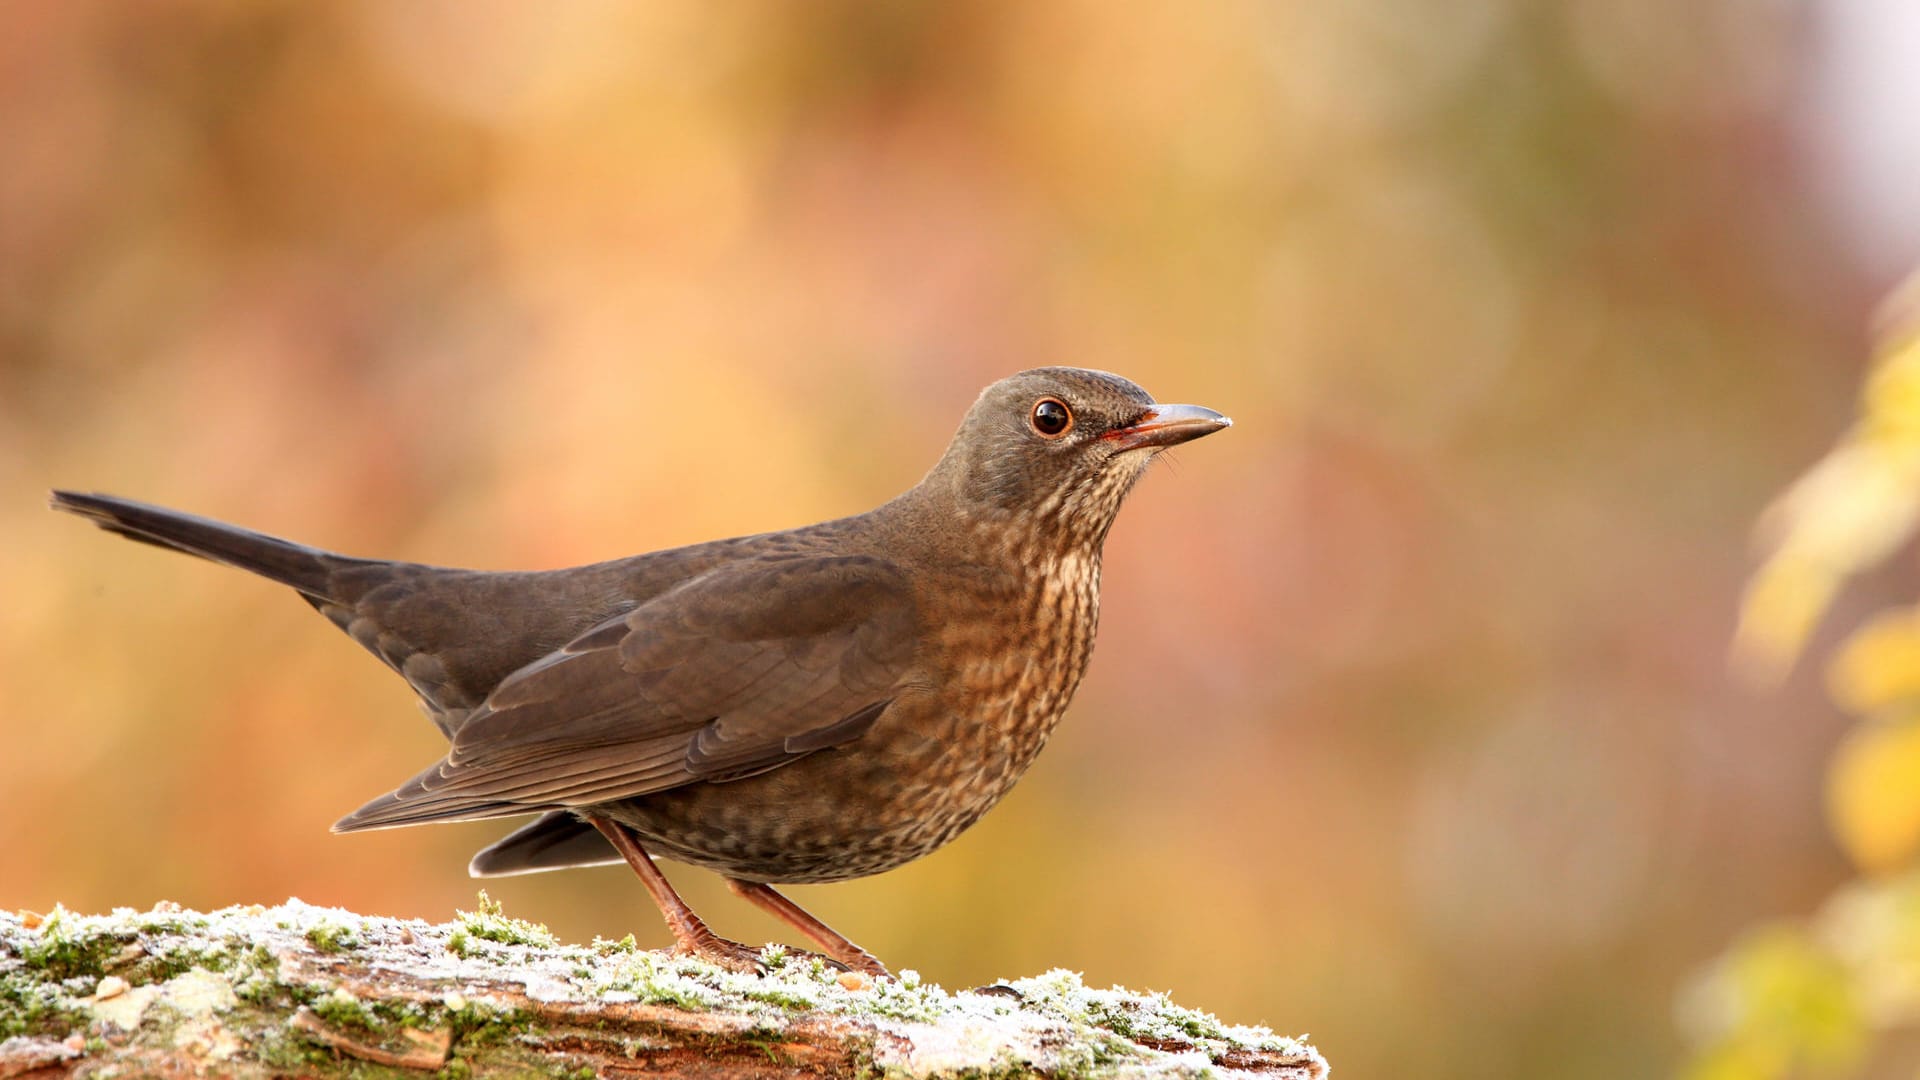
[50,366,1230,976]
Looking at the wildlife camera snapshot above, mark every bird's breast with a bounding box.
[608,548,1108,884]
[916,548,1103,811]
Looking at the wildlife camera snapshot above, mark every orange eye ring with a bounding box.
[1031,398,1073,438]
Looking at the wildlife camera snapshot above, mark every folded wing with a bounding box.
[333,554,919,831]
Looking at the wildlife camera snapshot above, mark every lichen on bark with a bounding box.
[0,900,1325,1078]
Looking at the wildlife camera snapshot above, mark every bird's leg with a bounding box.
[725,879,892,978]
[584,814,765,973]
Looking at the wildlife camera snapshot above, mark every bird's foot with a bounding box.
[719,878,892,978]
[671,930,888,978]
[764,940,891,979]
[670,929,771,974]
[823,945,891,979]
[970,983,1024,1000]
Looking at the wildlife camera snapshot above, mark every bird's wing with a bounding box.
[333,554,920,831]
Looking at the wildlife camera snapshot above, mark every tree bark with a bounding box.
[0,900,1325,1079]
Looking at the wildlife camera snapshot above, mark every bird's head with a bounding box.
[921,367,1230,547]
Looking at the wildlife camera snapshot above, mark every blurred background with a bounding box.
[4,3,1919,1077]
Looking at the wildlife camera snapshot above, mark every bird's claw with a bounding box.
[781,945,891,979]
[830,950,891,979]
[672,932,769,974]
[672,934,891,979]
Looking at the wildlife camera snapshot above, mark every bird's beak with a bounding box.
[1105,403,1233,451]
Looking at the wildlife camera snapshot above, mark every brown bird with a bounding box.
[50,367,1229,976]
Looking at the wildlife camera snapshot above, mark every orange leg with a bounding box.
[585,814,764,972]
[725,879,891,978]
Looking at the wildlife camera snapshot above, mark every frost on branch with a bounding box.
[0,899,1326,1079]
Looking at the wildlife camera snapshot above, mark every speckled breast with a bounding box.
[608,551,1104,884]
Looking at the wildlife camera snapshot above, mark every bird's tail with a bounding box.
[49,490,344,600]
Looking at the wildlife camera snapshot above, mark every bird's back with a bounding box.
[49,490,818,727]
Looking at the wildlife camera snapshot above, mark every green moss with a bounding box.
[300,987,530,1051]
[234,970,294,1007]
[276,992,541,1078]
[643,983,709,1011]
[0,975,87,1039]
[235,971,326,1013]
[584,953,715,1012]
[370,998,434,1030]
[305,922,357,954]
[593,934,638,955]
[444,998,537,1048]
[310,988,379,1031]
[1174,1012,1224,1041]
[134,911,210,936]
[139,942,239,984]
[227,943,280,1002]
[1,907,257,1038]
[18,908,129,982]
[856,976,947,1024]
[1078,995,1167,1042]
[740,983,820,1011]
[455,892,555,948]
[257,1025,344,1073]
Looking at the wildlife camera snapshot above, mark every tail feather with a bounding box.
[331,764,533,832]
[468,811,622,877]
[50,490,344,599]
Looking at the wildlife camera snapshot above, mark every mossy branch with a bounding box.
[0,899,1325,1079]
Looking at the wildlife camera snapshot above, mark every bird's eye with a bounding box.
[1031,398,1073,438]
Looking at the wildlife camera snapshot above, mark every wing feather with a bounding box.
[334,554,918,832]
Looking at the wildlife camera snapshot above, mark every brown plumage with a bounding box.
[50,367,1230,975]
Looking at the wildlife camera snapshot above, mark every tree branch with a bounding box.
[0,900,1325,1079]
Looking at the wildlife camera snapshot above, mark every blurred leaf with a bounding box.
[1735,557,1848,685]
[1828,610,1920,716]
[1733,282,1920,681]
[1678,1041,1787,1080]
[1696,274,1920,1080]
[1828,717,1920,873]
[1734,446,1920,680]
[1861,296,1920,446]
[1680,925,1864,1080]
[1819,875,1920,1022]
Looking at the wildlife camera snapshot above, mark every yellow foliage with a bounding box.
[1862,301,1920,445]
[1733,281,1920,681]
[1827,610,1920,716]
[1827,718,1920,873]
[1691,277,1920,1078]
[1679,1043,1786,1080]
[1735,557,1845,686]
[1821,876,1920,1021]
[1679,924,1862,1080]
